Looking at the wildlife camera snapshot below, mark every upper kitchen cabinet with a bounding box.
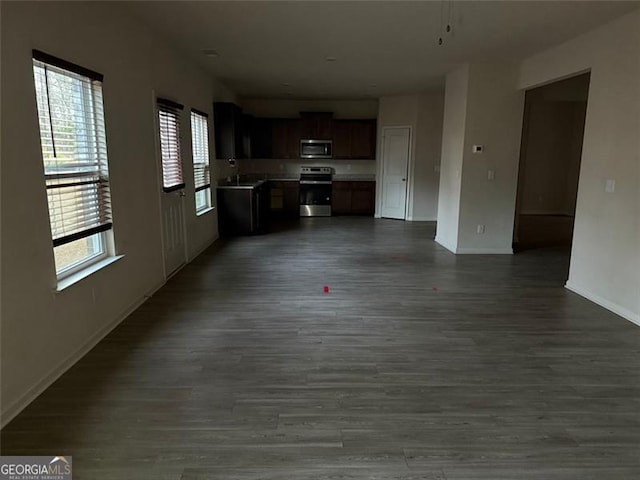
[351,120,377,159]
[332,119,377,160]
[250,117,273,159]
[214,102,246,160]
[300,112,332,140]
[271,119,300,159]
[332,120,352,159]
[241,114,253,159]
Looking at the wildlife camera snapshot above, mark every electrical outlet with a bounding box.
[434,164,441,173]
[477,224,485,234]
[487,169,495,181]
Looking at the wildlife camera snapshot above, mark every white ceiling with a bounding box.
[127,1,639,100]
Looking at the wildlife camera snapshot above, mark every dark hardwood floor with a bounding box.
[3,218,639,479]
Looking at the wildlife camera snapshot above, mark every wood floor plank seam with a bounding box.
[2,218,639,479]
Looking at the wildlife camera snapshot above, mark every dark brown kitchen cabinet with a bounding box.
[332,120,352,159]
[271,119,300,159]
[300,112,333,140]
[350,120,377,159]
[269,180,300,217]
[331,181,375,216]
[331,119,377,160]
[351,181,376,214]
[214,102,246,160]
[331,181,352,215]
[247,113,376,160]
[241,114,253,159]
[250,117,273,159]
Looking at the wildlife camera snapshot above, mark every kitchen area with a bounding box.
[214,102,378,235]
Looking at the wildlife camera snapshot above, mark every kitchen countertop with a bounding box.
[333,174,376,181]
[215,174,376,185]
[266,177,299,182]
[216,179,267,190]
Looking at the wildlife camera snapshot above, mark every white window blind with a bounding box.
[32,50,112,248]
[190,109,211,211]
[158,98,185,192]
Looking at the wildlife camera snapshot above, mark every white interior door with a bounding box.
[381,127,410,219]
[161,190,187,277]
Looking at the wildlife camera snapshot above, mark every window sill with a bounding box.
[196,206,215,217]
[56,255,125,292]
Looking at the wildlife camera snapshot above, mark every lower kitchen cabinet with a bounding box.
[269,180,300,217]
[217,182,270,235]
[331,181,352,215]
[331,181,375,216]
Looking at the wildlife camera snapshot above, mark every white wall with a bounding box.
[1,1,221,425]
[213,79,238,104]
[518,10,640,325]
[456,62,525,254]
[240,99,378,119]
[376,93,444,221]
[436,62,525,254]
[435,66,469,251]
[413,93,444,221]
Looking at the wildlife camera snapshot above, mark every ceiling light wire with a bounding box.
[438,0,444,45]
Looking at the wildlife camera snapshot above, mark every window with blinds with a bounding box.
[190,109,211,212]
[32,50,113,277]
[157,99,185,192]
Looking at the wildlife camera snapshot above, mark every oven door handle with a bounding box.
[299,180,332,185]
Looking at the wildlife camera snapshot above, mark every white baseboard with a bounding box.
[565,282,640,327]
[0,279,166,429]
[456,247,514,254]
[434,236,512,255]
[519,211,573,216]
[188,234,219,263]
[435,236,457,254]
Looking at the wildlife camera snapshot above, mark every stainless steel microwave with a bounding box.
[300,139,333,159]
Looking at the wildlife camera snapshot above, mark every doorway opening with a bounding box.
[513,73,590,272]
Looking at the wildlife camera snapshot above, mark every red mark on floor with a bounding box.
[323,285,330,293]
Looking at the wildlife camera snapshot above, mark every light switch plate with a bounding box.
[605,179,616,193]
[434,164,441,173]
[487,169,495,181]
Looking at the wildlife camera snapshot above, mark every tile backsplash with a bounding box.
[238,158,377,176]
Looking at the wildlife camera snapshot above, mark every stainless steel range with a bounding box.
[299,166,332,217]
